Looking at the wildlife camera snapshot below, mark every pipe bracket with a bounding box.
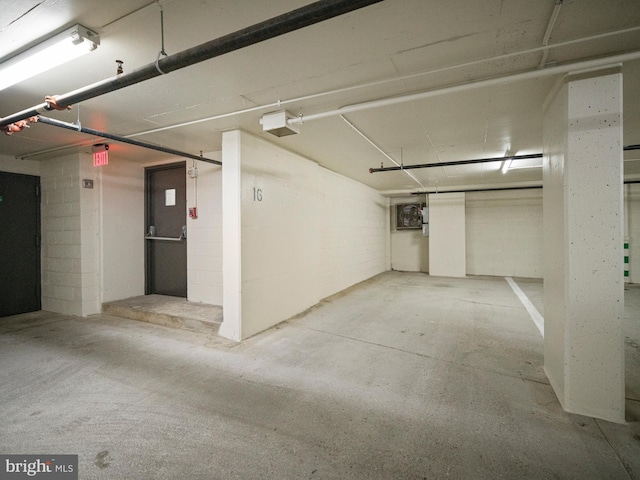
[155,51,168,75]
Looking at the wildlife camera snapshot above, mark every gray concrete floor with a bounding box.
[1,272,639,479]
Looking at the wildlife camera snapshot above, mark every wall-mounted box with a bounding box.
[261,110,300,137]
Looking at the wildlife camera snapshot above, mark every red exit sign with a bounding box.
[93,145,109,167]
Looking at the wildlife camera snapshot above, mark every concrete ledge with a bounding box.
[103,295,222,335]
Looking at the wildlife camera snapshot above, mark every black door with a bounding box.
[0,172,41,317]
[145,163,187,297]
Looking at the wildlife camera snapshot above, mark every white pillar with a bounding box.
[543,70,625,423]
[428,192,466,277]
[219,130,242,341]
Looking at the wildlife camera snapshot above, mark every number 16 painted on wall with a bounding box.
[253,188,263,202]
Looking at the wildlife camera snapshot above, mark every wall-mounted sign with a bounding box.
[165,188,176,206]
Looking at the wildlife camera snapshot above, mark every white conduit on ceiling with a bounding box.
[538,0,563,69]
[289,50,640,125]
[339,115,425,188]
[17,28,640,160]
[122,25,640,140]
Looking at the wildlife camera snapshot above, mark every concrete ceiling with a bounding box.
[1,0,640,195]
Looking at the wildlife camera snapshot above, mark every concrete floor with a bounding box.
[1,272,639,479]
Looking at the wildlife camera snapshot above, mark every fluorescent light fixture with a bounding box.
[0,24,99,91]
[508,164,543,170]
[501,144,513,174]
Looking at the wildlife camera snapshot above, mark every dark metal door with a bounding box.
[0,172,41,317]
[145,163,187,297]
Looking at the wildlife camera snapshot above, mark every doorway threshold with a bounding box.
[103,295,222,335]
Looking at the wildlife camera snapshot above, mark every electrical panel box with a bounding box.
[422,207,429,237]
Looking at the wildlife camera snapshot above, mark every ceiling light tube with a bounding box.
[0,24,99,92]
[501,158,513,174]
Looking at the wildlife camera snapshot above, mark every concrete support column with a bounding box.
[41,153,101,317]
[543,70,625,423]
[219,130,242,341]
[428,192,466,277]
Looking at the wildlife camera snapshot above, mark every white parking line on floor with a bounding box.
[505,277,544,337]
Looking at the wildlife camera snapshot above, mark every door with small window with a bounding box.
[145,163,187,297]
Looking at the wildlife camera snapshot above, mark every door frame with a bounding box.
[144,161,187,295]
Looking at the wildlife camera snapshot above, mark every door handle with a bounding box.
[145,225,186,241]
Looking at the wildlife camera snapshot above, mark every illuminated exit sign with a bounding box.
[92,144,109,167]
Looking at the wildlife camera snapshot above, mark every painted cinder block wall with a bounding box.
[100,155,224,306]
[388,189,543,278]
[1,153,143,312]
[390,196,429,273]
[428,192,466,277]
[100,157,145,303]
[466,188,543,278]
[317,166,390,299]
[186,156,223,305]
[27,151,224,311]
[39,153,100,316]
[220,130,390,340]
[2,150,639,319]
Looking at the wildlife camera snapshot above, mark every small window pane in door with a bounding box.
[165,189,176,206]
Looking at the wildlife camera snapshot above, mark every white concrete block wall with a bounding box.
[79,157,100,315]
[466,189,543,278]
[429,192,466,277]
[187,156,223,305]
[221,132,242,340]
[238,132,322,338]
[390,196,428,273]
[318,170,390,298]
[101,158,145,303]
[40,155,81,315]
[40,153,100,316]
[8,147,638,327]
[220,130,389,340]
